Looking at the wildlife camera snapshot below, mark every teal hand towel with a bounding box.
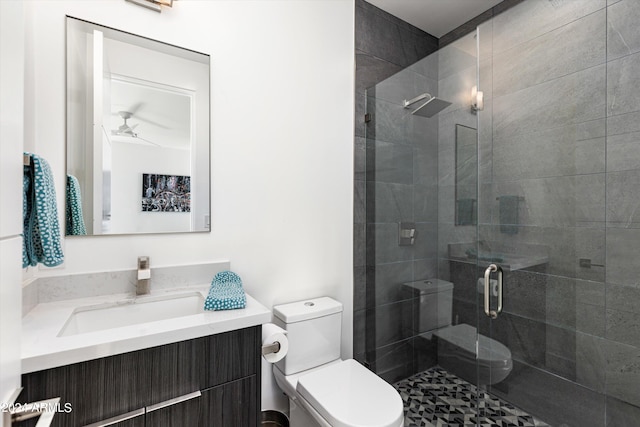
[22,153,64,268]
[204,271,247,311]
[66,174,87,236]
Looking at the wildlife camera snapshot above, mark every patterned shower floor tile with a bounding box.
[394,367,551,427]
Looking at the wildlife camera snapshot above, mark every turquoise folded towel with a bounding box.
[66,174,87,236]
[22,153,64,268]
[204,271,247,311]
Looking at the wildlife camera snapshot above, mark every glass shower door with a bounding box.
[474,1,622,425]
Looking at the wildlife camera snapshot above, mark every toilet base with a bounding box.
[288,397,327,427]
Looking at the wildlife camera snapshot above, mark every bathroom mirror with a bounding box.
[66,17,210,235]
[455,124,477,226]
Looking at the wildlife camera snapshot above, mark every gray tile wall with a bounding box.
[353,0,438,379]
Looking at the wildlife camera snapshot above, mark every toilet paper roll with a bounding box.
[477,278,499,297]
[262,323,289,363]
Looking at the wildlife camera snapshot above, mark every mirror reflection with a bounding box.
[66,17,210,235]
[455,124,477,226]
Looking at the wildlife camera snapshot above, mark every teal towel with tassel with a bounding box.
[66,174,87,236]
[204,271,246,311]
[22,153,64,268]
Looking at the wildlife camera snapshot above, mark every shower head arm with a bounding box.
[403,93,434,108]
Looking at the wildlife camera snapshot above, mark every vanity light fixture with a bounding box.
[125,0,173,13]
[471,85,484,113]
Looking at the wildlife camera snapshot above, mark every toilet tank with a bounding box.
[402,279,453,334]
[272,297,342,375]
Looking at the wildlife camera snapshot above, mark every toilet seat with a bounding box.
[434,324,512,368]
[274,359,404,427]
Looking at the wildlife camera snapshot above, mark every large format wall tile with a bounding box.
[576,333,607,392]
[546,275,606,336]
[367,182,414,223]
[607,110,640,136]
[406,51,438,80]
[414,184,438,223]
[366,96,437,146]
[606,395,640,427]
[356,51,403,94]
[607,0,640,61]
[606,169,640,228]
[605,339,640,407]
[493,9,605,97]
[414,222,438,260]
[492,120,605,181]
[366,139,413,184]
[606,309,640,347]
[437,38,476,82]
[607,131,640,172]
[373,260,414,306]
[606,283,640,314]
[493,65,606,140]
[355,1,437,69]
[414,146,438,186]
[412,258,438,282]
[491,0,605,54]
[607,51,640,117]
[606,227,640,286]
[489,174,606,228]
[368,299,414,348]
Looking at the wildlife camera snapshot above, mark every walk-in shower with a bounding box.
[360,0,640,426]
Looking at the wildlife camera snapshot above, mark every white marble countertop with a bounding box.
[21,285,271,374]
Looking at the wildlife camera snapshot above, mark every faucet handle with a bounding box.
[138,256,149,270]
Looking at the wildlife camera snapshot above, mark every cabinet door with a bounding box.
[200,376,258,427]
[150,337,204,403]
[145,393,201,427]
[21,349,153,427]
[203,326,261,389]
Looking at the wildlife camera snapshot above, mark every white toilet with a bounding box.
[272,297,404,427]
[403,279,513,385]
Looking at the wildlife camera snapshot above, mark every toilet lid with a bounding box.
[296,359,404,427]
[435,324,511,367]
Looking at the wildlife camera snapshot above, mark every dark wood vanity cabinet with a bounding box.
[20,326,261,427]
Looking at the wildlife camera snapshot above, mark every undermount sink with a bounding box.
[58,292,205,337]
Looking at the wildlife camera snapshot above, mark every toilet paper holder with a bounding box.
[262,341,282,356]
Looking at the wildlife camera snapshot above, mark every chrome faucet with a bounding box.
[137,256,151,295]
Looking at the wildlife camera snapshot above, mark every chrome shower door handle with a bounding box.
[484,264,503,319]
[495,265,503,316]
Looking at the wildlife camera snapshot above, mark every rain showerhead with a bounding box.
[403,93,452,118]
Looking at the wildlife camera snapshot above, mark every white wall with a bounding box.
[21,0,355,413]
[0,1,25,416]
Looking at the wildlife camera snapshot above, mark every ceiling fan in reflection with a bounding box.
[110,111,160,146]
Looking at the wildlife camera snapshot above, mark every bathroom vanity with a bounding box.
[19,287,270,427]
[21,327,260,426]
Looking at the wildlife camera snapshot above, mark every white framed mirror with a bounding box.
[66,16,210,236]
